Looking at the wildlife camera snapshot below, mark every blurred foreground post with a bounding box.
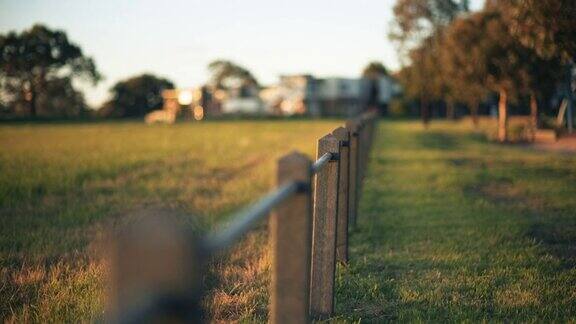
[310,134,340,319]
[332,127,350,264]
[108,210,203,323]
[269,152,313,324]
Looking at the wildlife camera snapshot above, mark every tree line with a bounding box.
[391,0,575,141]
[0,24,385,121]
[0,24,263,120]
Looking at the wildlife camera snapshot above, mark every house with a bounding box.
[265,75,318,116]
[149,87,222,122]
[152,73,398,121]
[260,74,397,117]
[222,97,265,114]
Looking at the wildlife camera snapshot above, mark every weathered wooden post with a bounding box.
[332,127,350,264]
[310,134,340,319]
[270,152,313,324]
[346,120,360,228]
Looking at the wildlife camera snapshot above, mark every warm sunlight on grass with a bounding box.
[336,120,576,321]
[2,119,575,322]
[0,120,340,322]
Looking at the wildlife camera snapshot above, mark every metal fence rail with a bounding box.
[311,152,333,173]
[110,109,379,324]
[204,181,300,253]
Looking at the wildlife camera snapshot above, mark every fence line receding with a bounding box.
[110,110,379,323]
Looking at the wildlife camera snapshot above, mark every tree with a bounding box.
[390,0,469,59]
[362,61,390,112]
[397,42,436,125]
[362,62,389,79]
[36,76,88,118]
[441,16,490,126]
[207,60,258,95]
[390,0,469,125]
[492,0,576,61]
[443,10,563,141]
[0,24,100,117]
[493,0,574,134]
[422,35,459,120]
[99,74,174,118]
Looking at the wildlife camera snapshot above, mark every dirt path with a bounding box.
[534,133,576,153]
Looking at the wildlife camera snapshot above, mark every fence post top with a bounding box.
[318,134,340,153]
[279,150,312,166]
[345,120,360,133]
[278,151,312,182]
[332,127,349,141]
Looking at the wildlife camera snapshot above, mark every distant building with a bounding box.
[222,97,265,114]
[154,87,222,122]
[157,73,398,120]
[262,75,317,116]
[260,74,398,117]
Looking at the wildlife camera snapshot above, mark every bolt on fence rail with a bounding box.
[109,110,379,323]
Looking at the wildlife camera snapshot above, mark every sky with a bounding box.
[1,0,483,107]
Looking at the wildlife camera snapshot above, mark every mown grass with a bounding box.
[336,120,576,322]
[2,119,575,322]
[0,120,341,322]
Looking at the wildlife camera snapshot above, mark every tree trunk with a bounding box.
[28,88,37,117]
[530,93,538,142]
[498,89,508,143]
[470,102,479,128]
[421,98,430,127]
[446,100,455,120]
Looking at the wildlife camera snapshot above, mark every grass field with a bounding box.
[338,120,576,321]
[1,119,575,322]
[0,120,341,322]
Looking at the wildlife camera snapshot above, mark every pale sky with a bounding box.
[0,0,483,108]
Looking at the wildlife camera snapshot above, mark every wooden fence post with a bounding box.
[346,120,360,228]
[270,151,313,324]
[310,134,340,319]
[332,127,350,264]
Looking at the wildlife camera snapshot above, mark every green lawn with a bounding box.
[1,119,575,322]
[338,120,576,322]
[0,120,341,322]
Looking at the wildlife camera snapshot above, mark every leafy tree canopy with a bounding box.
[490,0,576,62]
[0,24,101,117]
[362,61,389,79]
[444,10,562,101]
[207,60,259,90]
[99,74,174,118]
[390,0,469,60]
